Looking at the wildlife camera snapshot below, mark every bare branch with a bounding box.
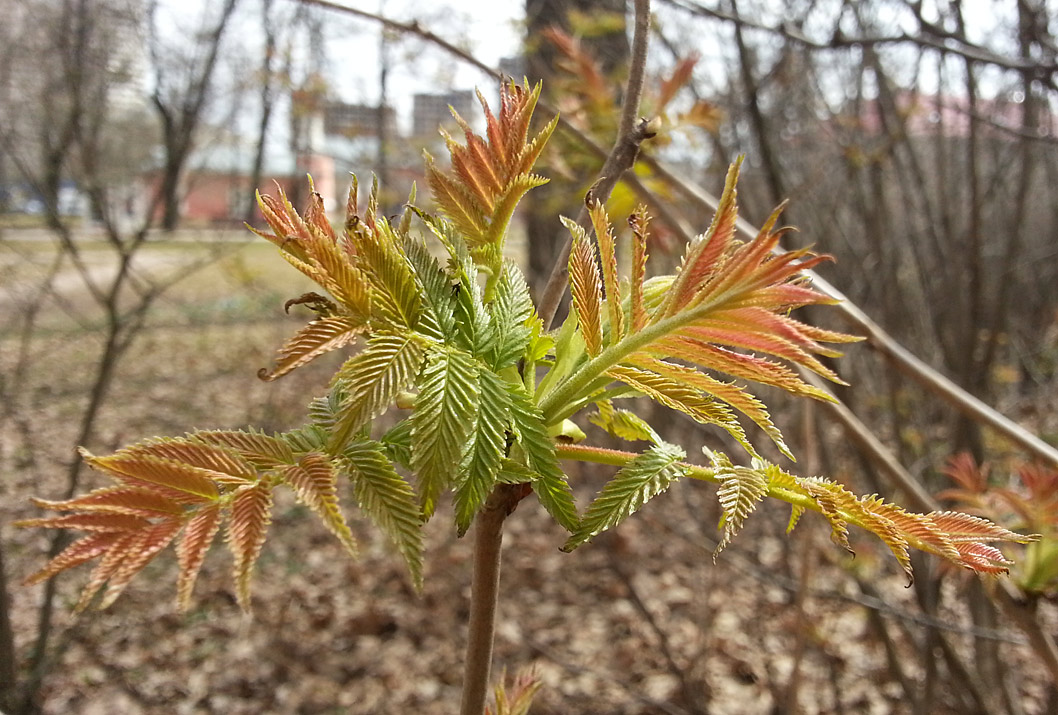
[661,0,1058,84]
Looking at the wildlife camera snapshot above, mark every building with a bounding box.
[412,90,476,137]
[323,101,397,139]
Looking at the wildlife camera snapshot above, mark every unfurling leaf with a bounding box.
[564,217,604,357]
[425,80,556,257]
[713,460,769,559]
[258,316,366,382]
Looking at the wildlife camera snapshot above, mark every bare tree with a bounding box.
[0,1,228,710]
[149,0,241,231]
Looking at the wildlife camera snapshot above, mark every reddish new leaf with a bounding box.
[226,482,274,610]
[281,453,357,557]
[176,504,222,611]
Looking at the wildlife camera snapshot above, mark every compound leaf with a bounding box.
[563,443,686,551]
[343,440,425,590]
[411,347,480,518]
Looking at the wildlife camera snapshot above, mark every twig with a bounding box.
[659,0,1058,81]
[537,0,654,331]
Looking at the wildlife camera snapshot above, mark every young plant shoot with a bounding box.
[19,80,1035,668]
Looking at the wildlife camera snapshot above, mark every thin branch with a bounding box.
[660,0,1058,82]
[538,0,654,331]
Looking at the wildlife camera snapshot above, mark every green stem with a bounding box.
[546,383,636,426]
[552,443,969,562]
[538,301,713,422]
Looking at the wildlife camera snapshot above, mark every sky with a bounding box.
[300,0,525,133]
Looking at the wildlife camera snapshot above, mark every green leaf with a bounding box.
[495,458,537,484]
[508,386,579,532]
[402,234,455,341]
[588,400,660,443]
[487,261,534,370]
[342,440,424,590]
[442,224,494,355]
[329,332,427,451]
[713,459,769,558]
[354,220,422,329]
[281,425,330,453]
[411,346,480,519]
[563,443,686,551]
[454,369,511,536]
[307,385,344,430]
[380,418,413,468]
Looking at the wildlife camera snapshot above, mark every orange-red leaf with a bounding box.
[226,482,274,610]
[425,80,554,248]
[953,542,1014,574]
[258,316,366,382]
[98,518,183,609]
[15,513,150,533]
[929,511,1029,543]
[23,532,123,586]
[30,487,184,518]
[176,504,222,610]
[81,449,220,502]
[281,453,357,557]
[662,158,741,317]
[125,439,256,485]
[590,200,623,345]
[567,222,603,356]
[75,532,139,611]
